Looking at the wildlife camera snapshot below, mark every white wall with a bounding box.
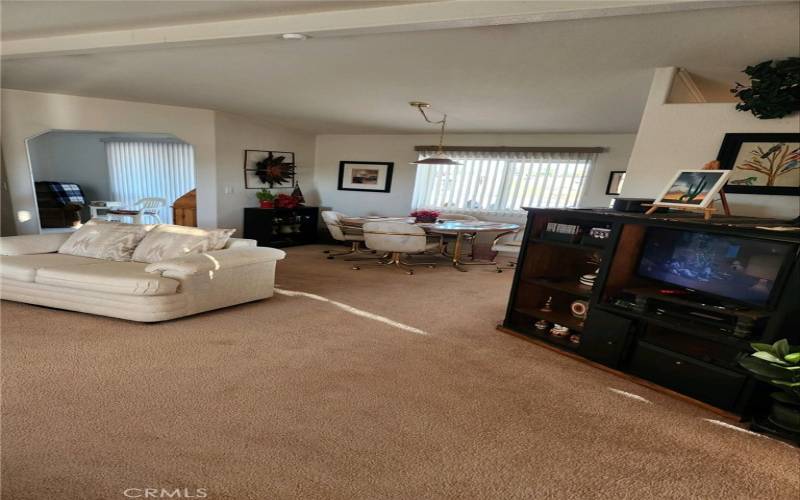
[624,67,800,220]
[1,89,217,234]
[214,112,318,234]
[27,132,112,206]
[314,133,636,218]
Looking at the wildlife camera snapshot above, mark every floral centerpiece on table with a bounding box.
[410,209,440,223]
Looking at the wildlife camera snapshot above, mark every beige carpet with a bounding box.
[1,244,798,500]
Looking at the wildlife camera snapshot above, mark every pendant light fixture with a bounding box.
[409,101,462,165]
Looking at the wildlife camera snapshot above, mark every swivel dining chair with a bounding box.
[436,213,479,257]
[491,231,523,272]
[361,221,438,275]
[321,210,373,259]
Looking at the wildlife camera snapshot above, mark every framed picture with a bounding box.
[337,161,394,193]
[605,171,626,195]
[243,150,296,189]
[716,133,799,196]
[654,169,731,208]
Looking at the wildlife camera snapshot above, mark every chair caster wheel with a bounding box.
[496,269,503,273]
[352,266,361,270]
[427,265,436,269]
[323,250,331,254]
[407,271,414,275]
[327,255,334,260]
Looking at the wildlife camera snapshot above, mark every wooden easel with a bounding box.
[644,160,731,220]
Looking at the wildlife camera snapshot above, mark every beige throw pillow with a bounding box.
[131,225,236,263]
[58,220,151,261]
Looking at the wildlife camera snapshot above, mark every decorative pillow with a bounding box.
[58,220,151,261]
[131,225,236,263]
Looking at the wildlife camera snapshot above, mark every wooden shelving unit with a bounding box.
[502,208,800,418]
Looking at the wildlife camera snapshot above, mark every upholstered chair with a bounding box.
[361,221,438,275]
[321,210,373,259]
[435,213,480,256]
[436,213,479,222]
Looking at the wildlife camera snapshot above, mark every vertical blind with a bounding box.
[411,150,597,216]
[105,141,195,224]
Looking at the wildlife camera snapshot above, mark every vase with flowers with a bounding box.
[256,189,275,208]
[410,209,440,223]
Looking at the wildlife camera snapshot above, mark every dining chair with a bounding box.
[436,213,479,256]
[436,213,479,222]
[321,210,374,259]
[361,221,438,275]
[491,230,523,272]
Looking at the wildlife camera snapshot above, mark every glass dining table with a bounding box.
[340,217,520,271]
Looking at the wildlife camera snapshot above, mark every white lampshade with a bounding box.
[410,152,462,165]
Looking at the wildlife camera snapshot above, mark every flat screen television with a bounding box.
[637,228,795,307]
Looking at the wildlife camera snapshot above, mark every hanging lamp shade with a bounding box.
[408,101,462,166]
[411,151,462,165]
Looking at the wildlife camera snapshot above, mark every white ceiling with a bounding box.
[0,1,424,39]
[1,1,798,134]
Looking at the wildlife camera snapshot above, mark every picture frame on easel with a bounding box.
[646,168,731,220]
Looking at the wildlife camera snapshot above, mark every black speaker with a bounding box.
[612,198,665,213]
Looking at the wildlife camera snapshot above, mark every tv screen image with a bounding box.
[637,228,793,306]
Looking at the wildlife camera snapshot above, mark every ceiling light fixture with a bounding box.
[280,33,309,41]
[409,101,461,165]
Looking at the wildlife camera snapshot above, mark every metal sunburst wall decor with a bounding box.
[244,150,297,189]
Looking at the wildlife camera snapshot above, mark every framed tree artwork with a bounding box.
[337,161,394,193]
[243,150,296,189]
[716,133,799,196]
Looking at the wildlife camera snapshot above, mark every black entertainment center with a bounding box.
[500,208,800,420]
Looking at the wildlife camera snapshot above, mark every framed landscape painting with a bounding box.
[654,169,731,208]
[717,133,800,196]
[337,161,394,193]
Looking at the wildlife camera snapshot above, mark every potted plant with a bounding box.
[410,209,440,223]
[739,339,800,439]
[257,189,275,208]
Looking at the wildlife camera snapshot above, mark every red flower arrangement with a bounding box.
[274,193,300,209]
[409,209,440,223]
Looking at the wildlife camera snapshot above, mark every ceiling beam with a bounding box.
[1,0,767,59]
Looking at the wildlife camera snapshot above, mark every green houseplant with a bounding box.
[731,57,800,119]
[256,189,275,208]
[739,339,800,437]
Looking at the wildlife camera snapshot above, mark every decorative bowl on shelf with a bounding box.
[550,324,570,337]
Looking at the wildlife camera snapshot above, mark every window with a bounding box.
[411,149,598,216]
[105,140,195,224]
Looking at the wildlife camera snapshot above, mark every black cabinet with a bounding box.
[628,341,747,411]
[578,309,633,368]
[243,207,318,248]
[502,208,800,416]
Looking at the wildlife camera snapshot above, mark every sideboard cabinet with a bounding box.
[243,207,319,248]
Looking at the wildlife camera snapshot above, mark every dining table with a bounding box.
[340,216,520,271]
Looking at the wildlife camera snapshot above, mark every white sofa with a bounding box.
[0,232,285,322]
